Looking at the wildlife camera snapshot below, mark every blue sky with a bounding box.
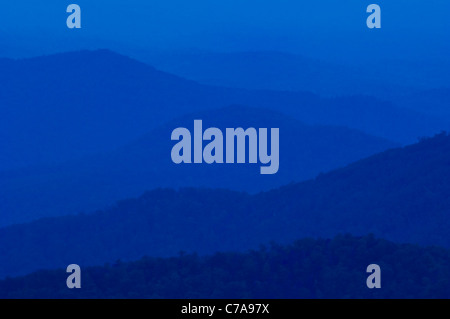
[0,0,449,62]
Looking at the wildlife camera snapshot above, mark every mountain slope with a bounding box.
[144,50,411,97]
[0,50,206,170]
[143,51,450,99]
[394,87,450,118]
[0,50,446,170]
[1,133,450,278]
[0,105,396,226]
[1,234,449,299]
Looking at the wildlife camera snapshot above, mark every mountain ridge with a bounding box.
[0,49,446,171]
[0,105,397,227]
[1,234,449,299]
[0,133,449,278]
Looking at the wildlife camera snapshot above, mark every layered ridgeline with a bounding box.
[1,235,449,299]
[1,133,450,278]
[137,50,450,118]
[393,87,450,118]
[0,50,446,171]
[142,51,428,98]
[0,106,396,227]
[144,51,397,96]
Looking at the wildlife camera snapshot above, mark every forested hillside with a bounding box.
[1,235,448,299]
[0,105,396,227]
[1,133,450,278]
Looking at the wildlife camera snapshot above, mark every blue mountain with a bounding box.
[1,234,449,299]
[0,133,449,278]
[143,50,409,97]
[0,50,446,171]
[0,105,396,227]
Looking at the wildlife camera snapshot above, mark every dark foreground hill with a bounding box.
[0,133,450,278]
[1,234,449,299]
[0,106,396,227]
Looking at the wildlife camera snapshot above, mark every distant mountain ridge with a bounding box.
[0,105,396,227]
[393,87,450,118]
[143,51,450,101]
[0,133,450,278]
[0,49,447,171]
[143,50,410,97]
